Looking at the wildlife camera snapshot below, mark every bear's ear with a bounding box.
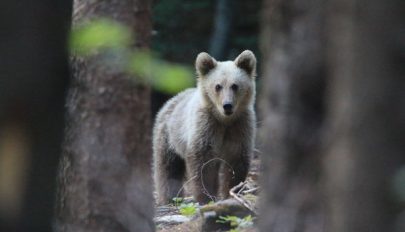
[234,50,256,77]
[196,52,217,77]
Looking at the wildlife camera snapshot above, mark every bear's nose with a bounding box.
[223,103,233,115]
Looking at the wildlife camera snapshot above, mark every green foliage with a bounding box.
[69,18,194,94]
[216,215,254,231]
[70,18,132,55]
[128,52,194,93]
[172,197,184,206]
[179,202,198,217]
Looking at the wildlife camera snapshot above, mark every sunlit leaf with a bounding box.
[216,215,254,230]
[70,18,132,55]
[152,63,194,94]
[128,51,194,94]
[70,18,194,94]
[179,202,198,216]
[172,197,184,206]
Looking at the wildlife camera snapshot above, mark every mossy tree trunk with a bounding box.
[55,0,154,231]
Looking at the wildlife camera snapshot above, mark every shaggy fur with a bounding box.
[153,50,257,204]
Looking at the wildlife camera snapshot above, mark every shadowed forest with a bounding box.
[0,0,404,232]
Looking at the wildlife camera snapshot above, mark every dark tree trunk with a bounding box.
[0,1,71,231]
[259,0,404,231]
[325,0,405,231]
[55,0,154,231]
[258,0,327,231]
[209,0,233,60]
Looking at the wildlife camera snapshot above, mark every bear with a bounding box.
[153,50,257,204]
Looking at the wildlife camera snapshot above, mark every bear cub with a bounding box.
[153,50,256,204]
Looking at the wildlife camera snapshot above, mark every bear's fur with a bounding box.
[153,50,257,204]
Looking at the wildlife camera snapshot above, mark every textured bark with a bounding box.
[0,0,70,231]
[258,0,327,231]
[325,0,405,231]
[55,0,154,231]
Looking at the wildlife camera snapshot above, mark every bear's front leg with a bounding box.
[186,151,220,204]
[221,152,250,199]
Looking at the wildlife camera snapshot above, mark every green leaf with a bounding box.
[216,215,254,230]
[152,63,194,93]
[179,203,198,216]
[128,51,194,94]
[172,197,184,206]
[70,18,194,94]
[70,18,132,55]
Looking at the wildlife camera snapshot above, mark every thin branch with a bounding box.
[200,157,235,202]
[229,181,257,215]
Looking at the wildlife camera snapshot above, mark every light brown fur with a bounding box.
[153,51,257,204]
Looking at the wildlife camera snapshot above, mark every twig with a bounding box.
[229,181,257,215]
[243,187,259,194]
[200,157,235,202]
[175,175,198,200]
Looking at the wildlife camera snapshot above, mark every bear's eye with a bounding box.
[215,84,223,91]
[231,84,239,91]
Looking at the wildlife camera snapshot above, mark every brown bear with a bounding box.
[153,50,257,204]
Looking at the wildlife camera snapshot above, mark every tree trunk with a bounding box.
[209,0,233,60]
[325,0,405,231]
[258,0,327,231]
[0,0,71,231]
[259,0,404,231]
[55,0,154,231]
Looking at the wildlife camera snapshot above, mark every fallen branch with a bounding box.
[229,181,258,215]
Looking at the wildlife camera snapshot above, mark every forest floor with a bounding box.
[155,157,261,232]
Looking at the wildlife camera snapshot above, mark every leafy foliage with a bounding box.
[69,18,194,94]
[128,52,194,93]
[216,214,254,231]
[172,197,184,206]
[179,202,198,217]
[70,19,132,55]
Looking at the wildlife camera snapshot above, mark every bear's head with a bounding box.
[195,50,256,120]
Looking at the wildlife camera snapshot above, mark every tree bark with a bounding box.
[259,0,404,231]
[325,0,405,231]
[55,0,154,231]
[0,0,71,231]
[258,0,327,231]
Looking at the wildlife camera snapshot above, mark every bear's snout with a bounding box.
[223,103,233,115]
